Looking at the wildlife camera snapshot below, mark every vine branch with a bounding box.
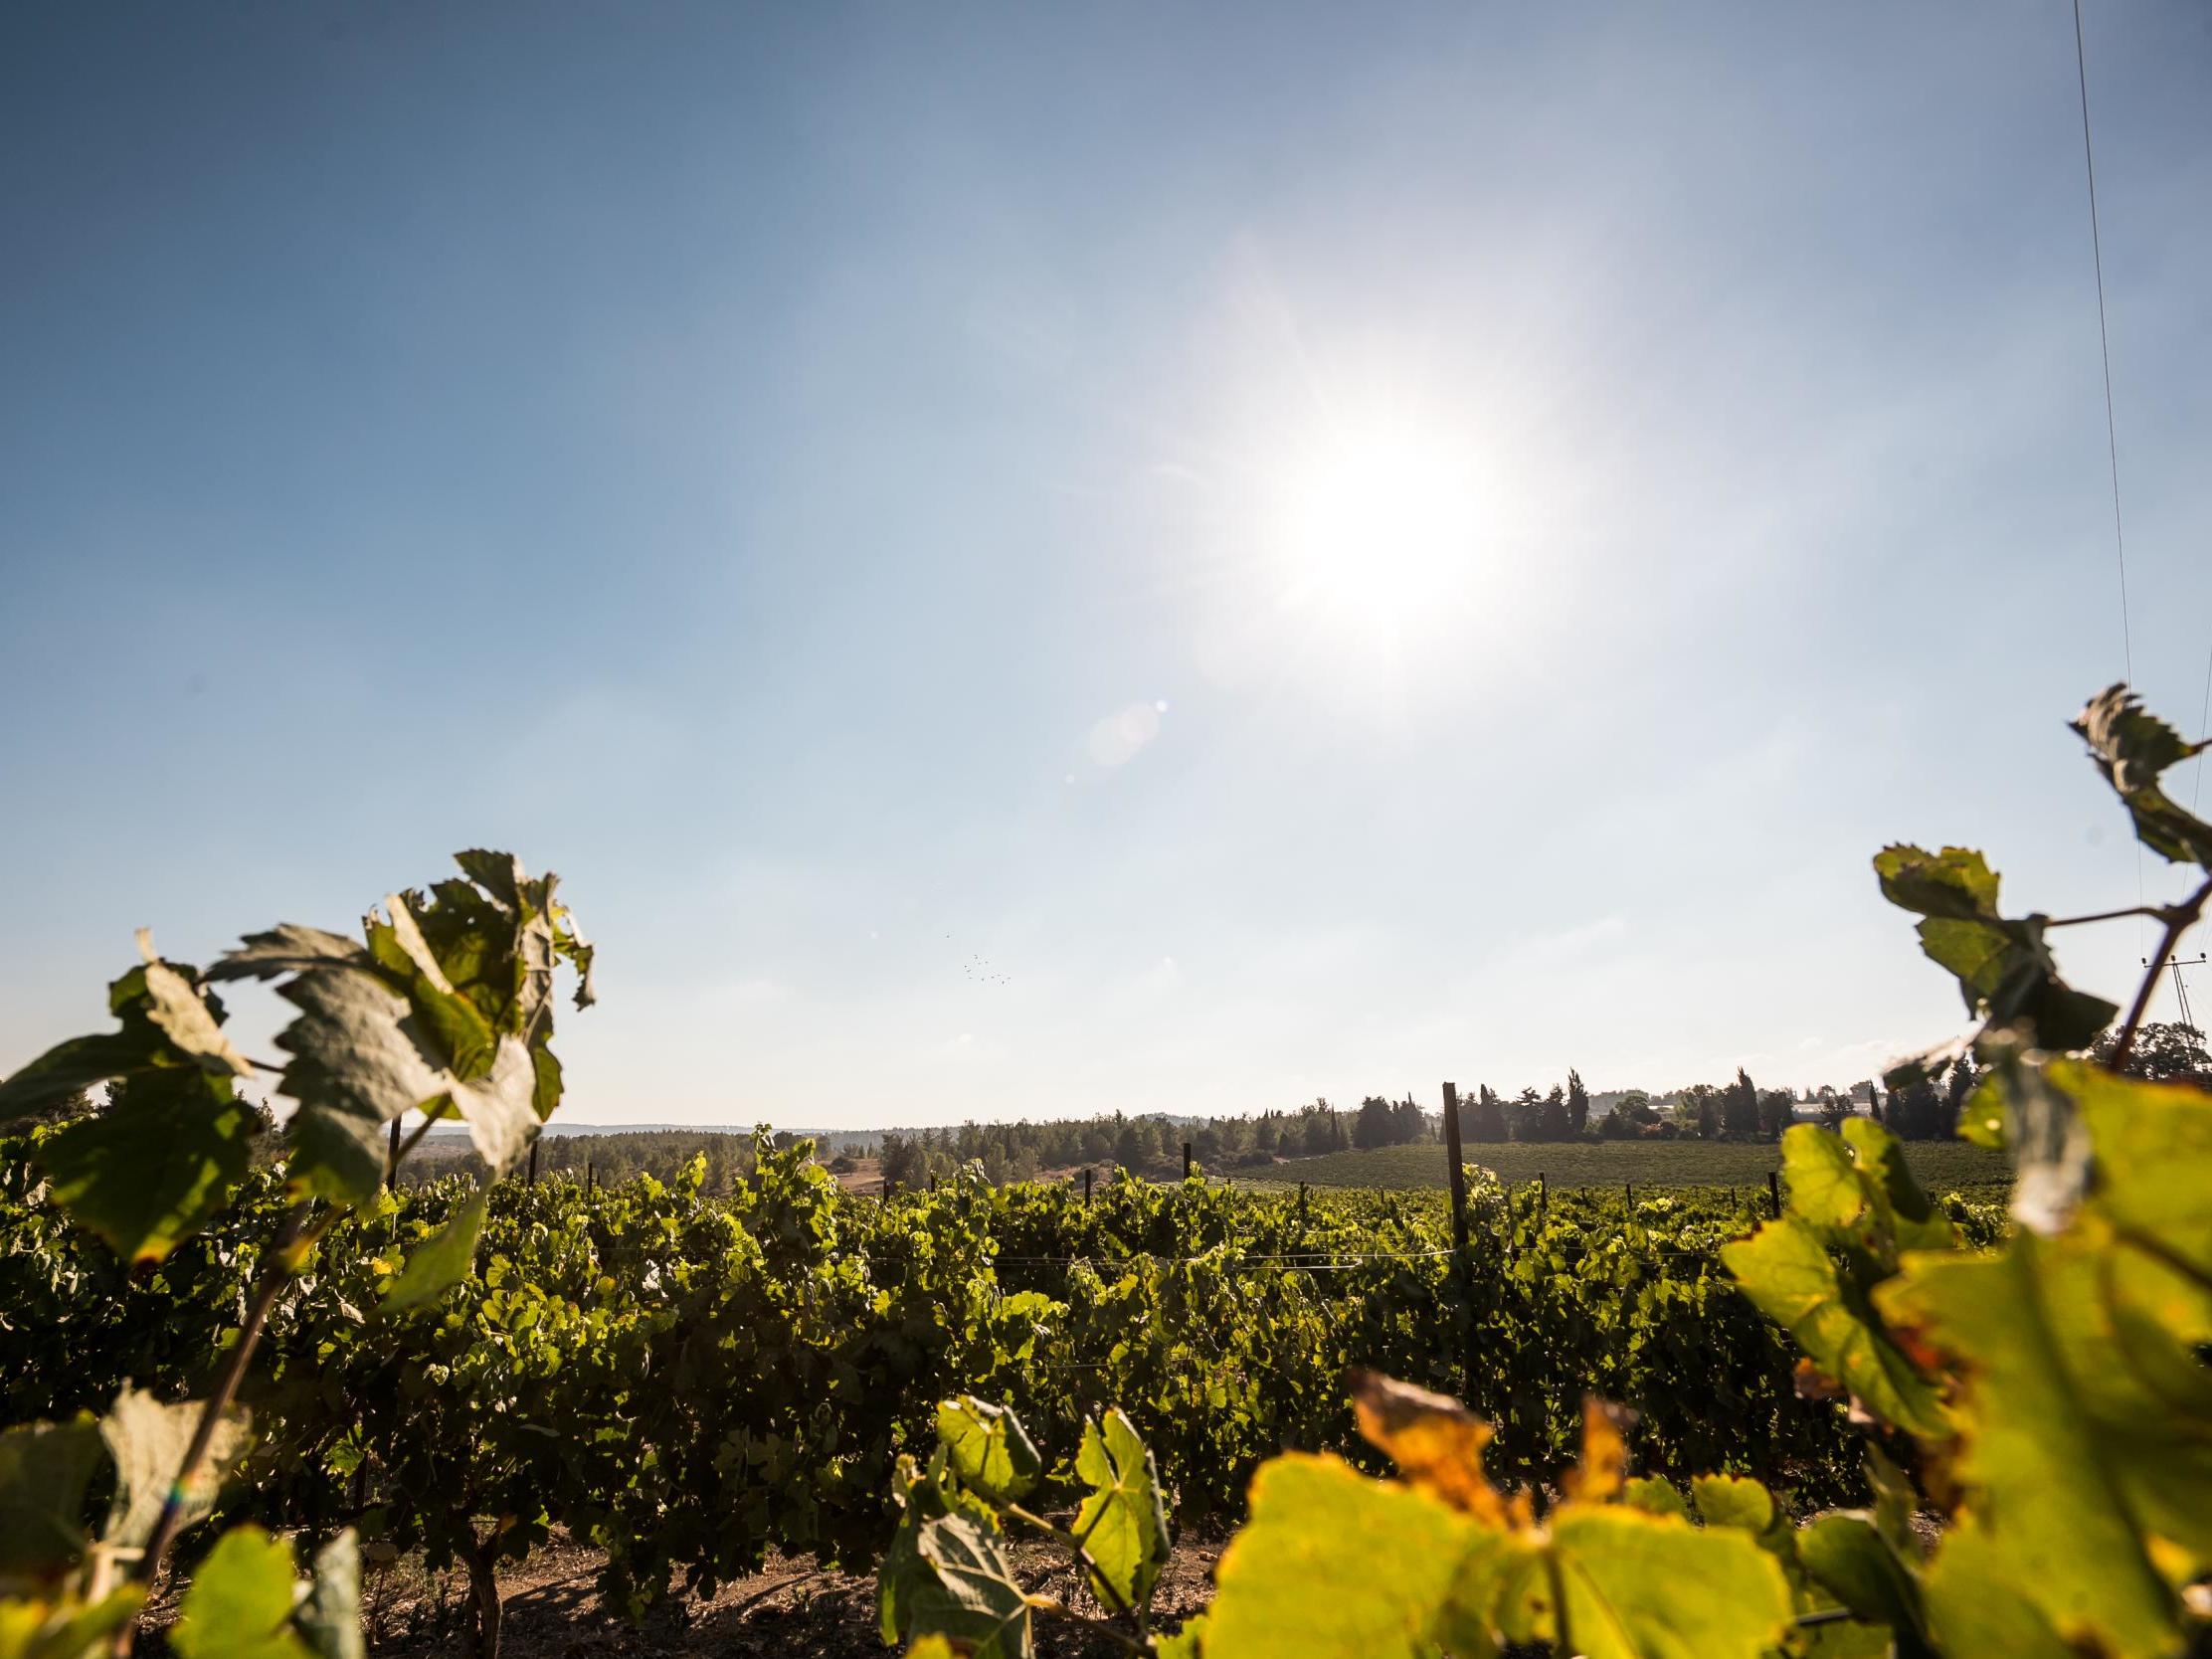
[1002,1500,1138,1620]
[2109,873,2212,1070]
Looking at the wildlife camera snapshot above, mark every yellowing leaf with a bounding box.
[1879,1236,2186,1657]
[1349,1369,1511,1526]
[1561,1399,1630,1505]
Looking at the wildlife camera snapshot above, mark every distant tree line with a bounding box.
[149,1023,2212,1196]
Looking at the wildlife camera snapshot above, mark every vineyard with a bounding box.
[1271,1137,2012,1194]
[3,682,2211,1658]
[2,1137,1921,1634]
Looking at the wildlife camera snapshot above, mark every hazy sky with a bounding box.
[5,3,2210,1128]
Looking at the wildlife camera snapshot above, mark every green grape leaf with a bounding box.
[1205,1452,1496,1659]
[1920,1521,2075,1659]
[132,946,252,1081]
[0,1033,151,1121]
[170,1527,311,1659]
[296,1530,364,1659]
[258,968,537,1207]
[1872,844,2001,920]
[2061,1057,2212,1279]
[364,897,498,1081]
[1072,1409,1170,1614]
[1836,1119,1951,1256]
[1956,1072,2007,1149]
[1620,1477,1690,1522]
[901,1639,959,1659]
[380,1188,490,1313]
[1689,1474,1775,1537]
[1152,1614,1207,1659]
[99,1388,253,1553]
[879,1508,1031,1659]
[1871,845,2116,1050]
[934,1398,1041,1503]
[1721,1217,1947,1437]
[36,1071,258,1265]
[2071,683,2212,867]
[1795,1514,1926,1646]
[0,1585,146,1659]
[1531,1506,1794,1659]
[0,1421,103,1583]
[1878,1234,2191,1657]
[244,963,434,1206]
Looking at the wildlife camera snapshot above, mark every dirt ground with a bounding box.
[341,1529,1223,1657]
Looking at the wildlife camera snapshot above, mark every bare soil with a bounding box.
[263,1529,1220,1657]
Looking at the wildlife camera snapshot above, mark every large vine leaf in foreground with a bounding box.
[1204,1453,1491,1658]
[1206,1375,1791,1659]
[37,1071,260,1265]
[168,1527,311,1659]
[1871,1060,2212,1659]
[207,854,583,1207]
[1,955,260,1264]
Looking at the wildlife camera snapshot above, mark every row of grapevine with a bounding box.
[1,1132,1899,1645]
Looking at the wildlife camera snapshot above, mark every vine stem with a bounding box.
[121,1199,311,1647]
[1001,1500,1138,1621]
[2109,873,2212,1070]
[1027,1596,1152,1655]
[2045,903,2170,929]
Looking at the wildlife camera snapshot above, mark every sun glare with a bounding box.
[1274,420,1486,632]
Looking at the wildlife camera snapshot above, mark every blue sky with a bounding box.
[4,3,2209,1127]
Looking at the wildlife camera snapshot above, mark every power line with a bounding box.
[2071,0,2149,945]
[2072,0,2133,684]
[2195,649,2212,815]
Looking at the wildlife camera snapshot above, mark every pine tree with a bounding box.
[1725,1067,1760,1137]
[1355,1095,1396,1150]
[1566,1069,1589,1137]
[1469,1085,1508,1143]
[1391,1095,1427,1144]
[1941,1056,1977,1139]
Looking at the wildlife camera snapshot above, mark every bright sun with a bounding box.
[1274,419,1486,632]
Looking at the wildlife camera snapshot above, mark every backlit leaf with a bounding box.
[170,1527,310,1659]
[1205,1453,1494,1659]
[1535,1506,1793,1659]
[934,1398,1041,1503]
[1071,1409,1169,1613]
[2071,683,2212,867]
[379,1189,489,1313]
[1721,1217,1947,1437]
[100,1388,253,1552]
